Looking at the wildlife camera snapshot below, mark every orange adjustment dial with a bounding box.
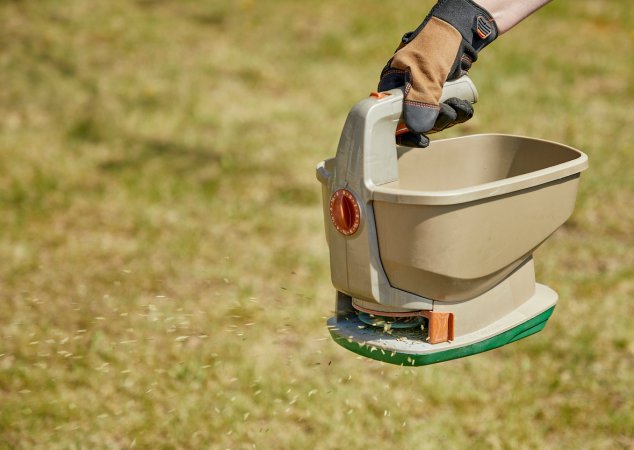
[329,189,361,236]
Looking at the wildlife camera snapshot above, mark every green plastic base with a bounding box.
[329,306,555,366]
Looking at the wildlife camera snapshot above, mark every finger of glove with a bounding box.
[396,131,430,148]
[402,101,440,134]
[433,102,458,131]
[443,97,473,124]
[378,68,406,92]
[433,98,474,131]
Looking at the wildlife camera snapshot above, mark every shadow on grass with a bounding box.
[98,135,222,174]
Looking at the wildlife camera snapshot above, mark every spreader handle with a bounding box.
[439,75,479,103]
[395,76,478,135]
[334,76,478,196]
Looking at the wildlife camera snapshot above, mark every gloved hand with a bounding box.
[378,0,498,147]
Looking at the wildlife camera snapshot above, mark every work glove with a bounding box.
[378,0,498,147]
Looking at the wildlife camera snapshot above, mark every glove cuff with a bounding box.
[432,0,498,53]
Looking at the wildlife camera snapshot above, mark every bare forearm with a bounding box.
[474,0,552,34]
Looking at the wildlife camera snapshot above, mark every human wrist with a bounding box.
[431,0,498,52]
[473,0,552,34]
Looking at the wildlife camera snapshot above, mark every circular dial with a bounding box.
[329,189,361,236]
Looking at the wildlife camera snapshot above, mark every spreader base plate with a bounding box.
[327,284,557,366]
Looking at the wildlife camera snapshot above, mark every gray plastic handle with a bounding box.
[439,76,478,103]
[333,76,478,196]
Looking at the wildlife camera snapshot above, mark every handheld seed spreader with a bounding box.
[316,77,587,366]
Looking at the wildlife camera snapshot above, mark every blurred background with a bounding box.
[0,0,632,448]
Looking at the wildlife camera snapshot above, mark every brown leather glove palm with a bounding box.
[379,0,498,147]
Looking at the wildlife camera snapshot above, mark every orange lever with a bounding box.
[395,122,410,136]
[369,91,390,99]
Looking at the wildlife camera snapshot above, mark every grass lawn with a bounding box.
[1,0,632,448]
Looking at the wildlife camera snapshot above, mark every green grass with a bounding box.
[1,0,632,448]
